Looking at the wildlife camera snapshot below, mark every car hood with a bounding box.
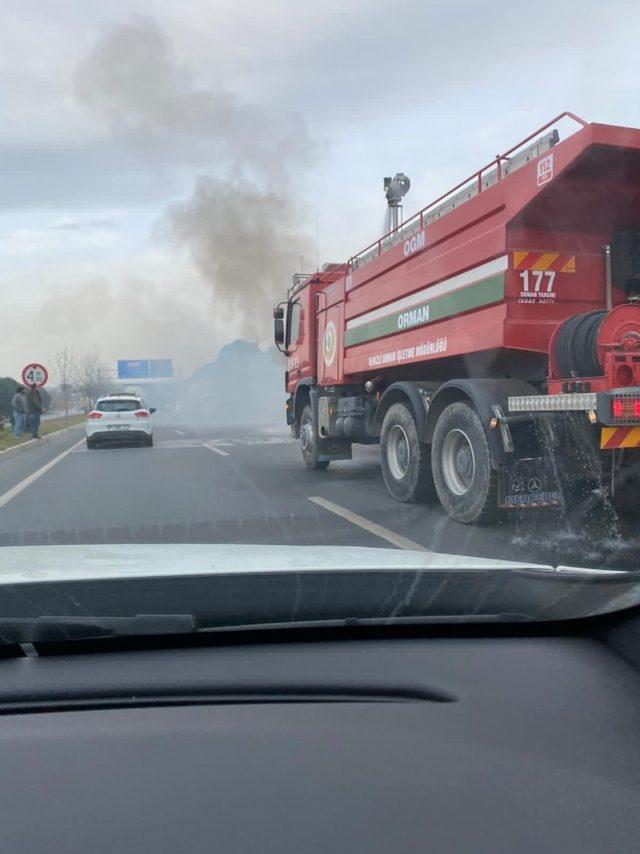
[0,545,635,637]
[0,542,562,585]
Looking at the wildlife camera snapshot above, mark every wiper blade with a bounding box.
[0,614,197,644]
[0,562,637,647]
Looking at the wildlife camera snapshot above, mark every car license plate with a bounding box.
[107,425,129,430]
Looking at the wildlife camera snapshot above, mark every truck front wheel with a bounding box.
[431,401,498,524]
[300,405,330,470]
[380,402,435,502]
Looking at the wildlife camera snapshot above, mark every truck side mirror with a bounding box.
[274,305,285,347]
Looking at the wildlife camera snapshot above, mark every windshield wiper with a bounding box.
[0,614,197,645]
[0,563,638,648]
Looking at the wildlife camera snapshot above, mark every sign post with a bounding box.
[21,363,48,388]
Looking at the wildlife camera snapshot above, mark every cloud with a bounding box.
[1,224,118,258]
[75,17,314,340]
[0,251,222,381]
[48,217,119,231]
[74,15,312,179]
[0,140,184,210]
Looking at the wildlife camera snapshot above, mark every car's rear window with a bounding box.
[96,399,142,412]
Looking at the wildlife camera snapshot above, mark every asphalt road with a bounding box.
[0,421,637,570]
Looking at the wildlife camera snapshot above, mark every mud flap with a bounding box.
[499,413,617,528]
[498,456,564,510]
[317,437,352,463]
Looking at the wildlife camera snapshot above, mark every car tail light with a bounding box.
[134,410,149,418]
[610,393,640,423]
[88,412,103,419]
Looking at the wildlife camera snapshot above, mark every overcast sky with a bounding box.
[2,0,640,379]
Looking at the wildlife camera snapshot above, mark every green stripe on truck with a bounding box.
[344,273,505,348]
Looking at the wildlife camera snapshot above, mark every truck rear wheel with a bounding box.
[431,401,498,524]
[380,402,435,503]
[300,405,330,470]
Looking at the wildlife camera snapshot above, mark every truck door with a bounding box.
[287,286,313,386]
[317,301,344,385]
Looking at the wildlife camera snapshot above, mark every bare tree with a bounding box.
[54,347,77,418]
[76,352,111,409]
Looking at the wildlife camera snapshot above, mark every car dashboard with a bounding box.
[0,617,639,853]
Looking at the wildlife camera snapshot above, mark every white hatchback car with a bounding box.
[85,394,155,449]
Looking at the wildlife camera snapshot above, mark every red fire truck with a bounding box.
[273,113,640,524]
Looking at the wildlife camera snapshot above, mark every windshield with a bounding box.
[0,1,638,637]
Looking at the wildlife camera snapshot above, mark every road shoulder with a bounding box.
[0,423,84,460]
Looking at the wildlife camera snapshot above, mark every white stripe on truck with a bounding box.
[346,255,509,330]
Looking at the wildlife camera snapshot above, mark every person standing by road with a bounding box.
[11,386,26,438]
[25,383,44,439]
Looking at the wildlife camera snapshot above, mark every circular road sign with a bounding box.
[21,363,49,388]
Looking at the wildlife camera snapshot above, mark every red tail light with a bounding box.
[88,411,103,420]
[611,393,640,423]
[134,410,149,418]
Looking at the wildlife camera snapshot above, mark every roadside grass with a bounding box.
[0,414,85,452]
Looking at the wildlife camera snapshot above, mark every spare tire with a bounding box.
[553,310,606,378]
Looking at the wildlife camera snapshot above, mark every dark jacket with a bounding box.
[25,388,43,415]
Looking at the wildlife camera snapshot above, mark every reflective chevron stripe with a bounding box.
[600,426,640,449]
[512,251,576,273]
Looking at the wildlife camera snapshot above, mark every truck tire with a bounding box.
[431,401,498,524]
[611,449,640,515]
[86,438,97,450]
[380,402,435,503]
[300,405,330,470]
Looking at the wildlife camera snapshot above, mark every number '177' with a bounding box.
[519,270,556,292]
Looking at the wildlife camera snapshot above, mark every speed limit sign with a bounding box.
[22,363,48,388]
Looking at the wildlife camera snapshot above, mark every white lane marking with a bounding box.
[0,438,85,509]
[74,438,204,452]
[308,496,430,552]
[175,429,186,436]
[73,435,290,454]
[235,436,294,446]
[149,439,201,449]
[204,443,230,457]
[72,434,292,454]
[206,436,292,447]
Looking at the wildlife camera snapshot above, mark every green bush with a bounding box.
[0,377,20,419]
